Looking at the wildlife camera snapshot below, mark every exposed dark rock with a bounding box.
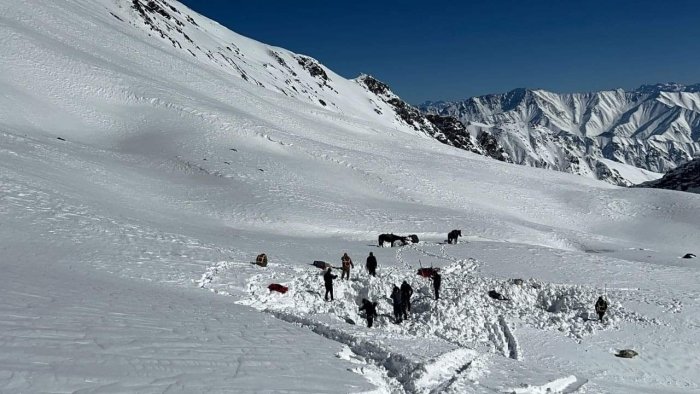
[682,253,696,259]
[358,75,511,162]
[425,114,482,154]
[615,349,639,358]
[361,76,390,96]
[634,158,700,194]
[478,132,511,162]
[296,56,328,81]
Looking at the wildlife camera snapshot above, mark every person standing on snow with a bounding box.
[432,271,441,300]
[359,298,378,328]
[324,267,337,301]
[366,252,378,277]
[400,280,413,319]
[595,296,608,322]
[391,285,403,323]
[341,252,354,280]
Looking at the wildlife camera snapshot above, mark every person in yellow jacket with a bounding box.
[341,252,354,280]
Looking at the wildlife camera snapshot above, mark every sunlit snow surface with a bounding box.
[1,0,699,392]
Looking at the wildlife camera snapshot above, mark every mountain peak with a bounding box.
[635,82,700,94]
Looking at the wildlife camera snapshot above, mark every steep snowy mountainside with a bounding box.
[420,84,700,185]
[635,158,700,193]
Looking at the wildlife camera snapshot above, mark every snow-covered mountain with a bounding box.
[420,84,700,185]
[105,1,514,162]
[2,1,700,393]
[635,158,700,193]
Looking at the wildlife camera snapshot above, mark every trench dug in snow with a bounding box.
[199,242,654,393]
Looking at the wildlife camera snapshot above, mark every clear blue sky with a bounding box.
[180,0,700,104]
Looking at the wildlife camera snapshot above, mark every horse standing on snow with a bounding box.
[447,229,462,244]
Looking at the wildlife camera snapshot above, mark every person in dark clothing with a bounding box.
[341,252,354,280]
[432,271,441,300]
[400,280,413,319]
[390,285,403,323]
[324,268,337,301]
[359,298,378,328]
[366,252,377,277]
[595,296,608,322]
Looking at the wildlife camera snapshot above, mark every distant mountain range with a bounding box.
[419,84,700,185]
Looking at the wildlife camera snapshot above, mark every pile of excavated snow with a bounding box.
[201,241,661,392]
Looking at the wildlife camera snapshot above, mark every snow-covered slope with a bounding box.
[1,0,700,393]
[420,84,700,185]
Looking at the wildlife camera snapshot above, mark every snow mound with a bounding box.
[200,242,662,391]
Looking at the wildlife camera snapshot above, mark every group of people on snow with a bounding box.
[321,250,608,329]
[322,251,442,327]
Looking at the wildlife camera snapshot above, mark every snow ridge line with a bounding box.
[499,316,520,360]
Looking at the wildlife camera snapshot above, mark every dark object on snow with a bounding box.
[344,317,356,325]
[512,278,524,286]
[634,158,700,194]
[682,253,696,259]
[400,281,413,318]
[312,260,330,269]
[390,286,403,323]
[615,349,638,358]
[323,268,337,301]
[417,267,439,278]
[378,233,407,247]
[258,168,264,172]
[378,233,418,247]
[230,148,238,151]
[255,253,268,267]
[268,283,288,294]
[341,253,354,280]
[595,296,608,322]
[488,290,509,301]
[359,298,378,328]
[366,252,377,276]
[432,271,441,300]
[56,137,66,141]
[447,229,462,244]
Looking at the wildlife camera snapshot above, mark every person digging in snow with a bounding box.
[359,298,378,328]
[366,252,377,277]
[400,280,413,319]
[391,285,403,323]
[595,296,608,322]
[324,267,337,301]
[432,271,441,300]
[341,252,354,280]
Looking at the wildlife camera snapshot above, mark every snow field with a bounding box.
[201,240,676,392]
[1,0,699,392]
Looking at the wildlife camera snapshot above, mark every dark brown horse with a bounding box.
[447,230,462,244]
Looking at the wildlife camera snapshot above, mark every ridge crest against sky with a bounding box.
[180,0,700,103]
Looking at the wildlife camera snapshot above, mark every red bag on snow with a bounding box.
[268,283,289,294]
[417,267,438,278]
